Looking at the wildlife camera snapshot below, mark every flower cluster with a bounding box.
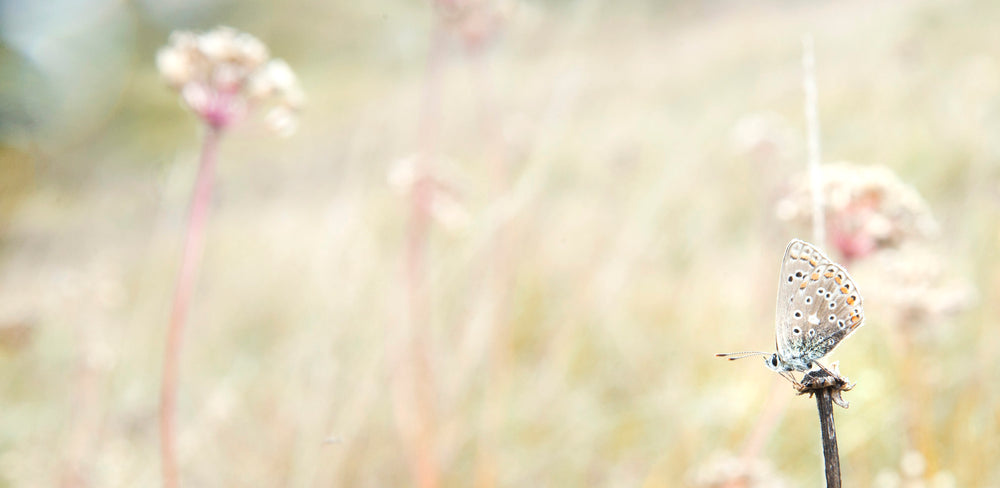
[776,163,938,261]
[729,111,795,162]
[868,245,976,330]
[157,26,304,135]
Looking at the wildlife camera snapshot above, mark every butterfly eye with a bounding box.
[771,356,779,367]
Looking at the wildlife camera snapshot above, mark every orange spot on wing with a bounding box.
[799,282,807,289]
[847,297,855,305]
[851,315,860,324]
[809,258,817,266]
[835,277,843,285]
[840,287,848,294]
[811,273,820,280]
[824,272,834,278]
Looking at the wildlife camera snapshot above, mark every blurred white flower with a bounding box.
[729,111,795,161]
[429,193,471,232]
[875,450,955,488]
[388,157,420,192]
[388,155,470,233]
[689,451,791,488]
[900,450,926,479]
[265,105,299,138]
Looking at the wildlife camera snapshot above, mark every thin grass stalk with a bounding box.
[802,35,825,247]
[468,45,510,488]
[159,125,221,488]
[737,377,791,464]
[61,325,102,487]
[802,36,842,488]
[737,35,829,470]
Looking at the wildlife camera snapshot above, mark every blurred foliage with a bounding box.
[1,0,1000,486]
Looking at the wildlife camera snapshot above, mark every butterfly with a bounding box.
[716,239,865,387]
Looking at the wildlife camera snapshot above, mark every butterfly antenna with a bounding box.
[715,351,770,361]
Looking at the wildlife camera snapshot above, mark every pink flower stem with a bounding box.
[403,169,438,488]
[390,22,445,488]
[160,125,221,488]
[467,45,509,487]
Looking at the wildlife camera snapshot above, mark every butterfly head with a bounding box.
[764,353,791,372]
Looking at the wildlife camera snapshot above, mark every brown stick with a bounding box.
[800,368,850,488]
[160,126,221,488]
[815,385,841,488]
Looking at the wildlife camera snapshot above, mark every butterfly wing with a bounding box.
[796,261,864,366]
[774,239,865,370]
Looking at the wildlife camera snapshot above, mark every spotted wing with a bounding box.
[774,239,865,369]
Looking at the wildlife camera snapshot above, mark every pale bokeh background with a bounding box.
[1,0,998,486]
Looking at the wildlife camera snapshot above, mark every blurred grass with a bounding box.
[2,0,1000,486]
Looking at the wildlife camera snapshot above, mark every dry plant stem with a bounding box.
[799,369,850,487]
[802,35,825,245]
[815,385,842,488]
[160,125,221,488]
[402,166,439,488]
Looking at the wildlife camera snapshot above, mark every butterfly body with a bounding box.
[718,239,865,384]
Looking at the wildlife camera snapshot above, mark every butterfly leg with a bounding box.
[813,360,835,376]
[778,370,805,390]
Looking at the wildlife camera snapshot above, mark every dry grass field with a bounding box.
[1,0,999,486]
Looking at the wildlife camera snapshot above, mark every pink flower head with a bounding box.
[433,0,512,53]
[157,27,304,134]
[776,163,938,262]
